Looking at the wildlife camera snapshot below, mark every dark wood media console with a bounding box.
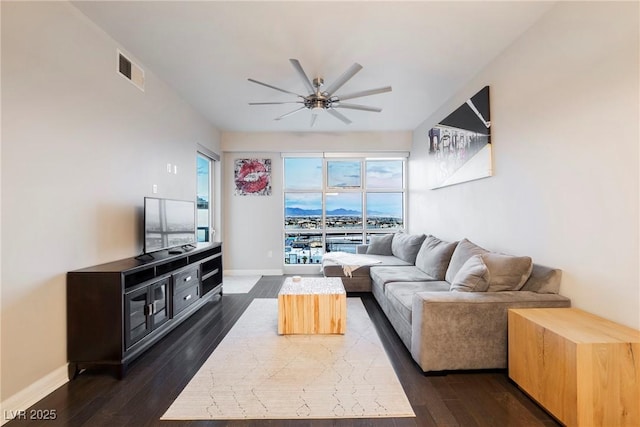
[67,242,223,379]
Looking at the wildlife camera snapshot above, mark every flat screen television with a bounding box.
[144,197,196,254]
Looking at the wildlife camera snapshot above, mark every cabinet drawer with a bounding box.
[172,267,199,294]
[173,284,199,315]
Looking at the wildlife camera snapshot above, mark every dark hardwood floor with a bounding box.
[7,276,559,427]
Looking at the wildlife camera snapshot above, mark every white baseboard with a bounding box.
[224,269,283,276]
[282,265,325,275]
[0,365,68,425]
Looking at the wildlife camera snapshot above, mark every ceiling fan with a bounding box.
[248,59,392,127]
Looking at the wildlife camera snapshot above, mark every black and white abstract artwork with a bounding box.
[427,86,492,189]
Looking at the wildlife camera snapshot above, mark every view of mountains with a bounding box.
[286,207,397,217]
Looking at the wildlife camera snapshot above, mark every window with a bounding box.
[366,192,404,229]
[284,157,322,190]
[284,232,323,264]
[366,160,403,188]
[325,193,362,229]
[284,193,322,229]
[327,160,361,188]
[283,155,406,265]
[196,148,219,243]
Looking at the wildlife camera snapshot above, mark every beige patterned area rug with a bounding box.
[162,298,415,420]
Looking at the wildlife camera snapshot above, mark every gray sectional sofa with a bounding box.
[322,233,571,373]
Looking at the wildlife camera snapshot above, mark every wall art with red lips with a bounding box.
[234,158,272,196]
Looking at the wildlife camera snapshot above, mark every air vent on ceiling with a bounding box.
[117,50,145,91]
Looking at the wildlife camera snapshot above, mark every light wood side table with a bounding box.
[508,308,640,427]
[278,276,346,335]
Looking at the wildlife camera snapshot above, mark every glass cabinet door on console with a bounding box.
[124,278,169,349]
[151,280,169,327]
[125,286,148,347]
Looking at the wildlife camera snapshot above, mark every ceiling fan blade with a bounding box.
[324,63,363,96]
[249,101,303,105]
[274,106,307,121]
[326,108,352,125]
[338,86,392,101]
[289,59,315,94]
[334,103,382,113]
[247,78,304,98]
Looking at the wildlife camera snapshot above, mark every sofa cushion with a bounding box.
[449,252,533,292]
[449,255,490,292]
[363,255,413,266]
[385,281,451,325]
[322,252,411,278]
[370,265,434,292]
[521,263,562,294]
[483,252,533,292]
[445,238,489,283]
[415,235,458,280]
[366,234,394,255]
[391,232,427,264]
[322,262,372,278]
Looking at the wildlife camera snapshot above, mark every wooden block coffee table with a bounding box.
[278,277,346,335]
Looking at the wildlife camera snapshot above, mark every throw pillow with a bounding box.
[482,253,533,292]
[366,234,394,256]
[449,255,490,292]
[391,232,426,264]
[414,235,458,280]
[445,238,489,283]
[448,252,534,292]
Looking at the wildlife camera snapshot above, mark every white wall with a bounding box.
[409,2,639,329]
[1,1,221,407]
[221,132,412,275]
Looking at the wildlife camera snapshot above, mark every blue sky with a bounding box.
[285,193,322,210]
[366,160,403,188]
[367,192,403,217]
[284,158,323,190]
[327,161,361,188]
[285,158,403,189]
[197,155,210,199]
[284,158,404,217]
[325,193,362,213]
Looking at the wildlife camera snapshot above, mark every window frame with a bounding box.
[283,154,407,266]
[196,145,220,243]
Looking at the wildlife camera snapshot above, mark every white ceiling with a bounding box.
[72,1,556,132]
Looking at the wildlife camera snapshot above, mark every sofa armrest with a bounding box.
[410,291,571,372]
[356,244,369,254]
